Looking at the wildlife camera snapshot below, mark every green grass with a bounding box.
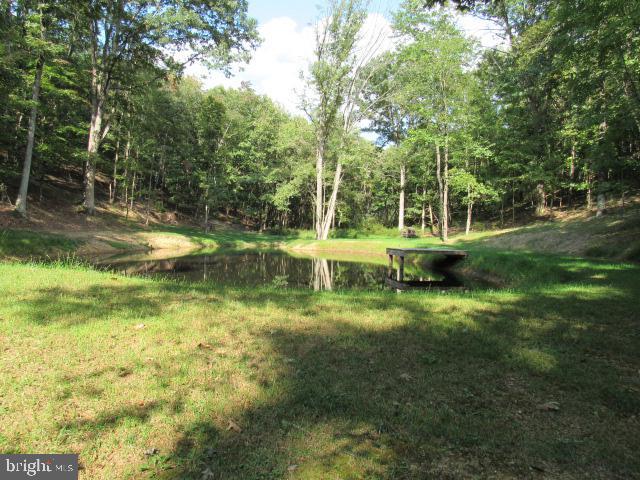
[476,207,640,261]
[1,249,639,479]
[0,229,80,258]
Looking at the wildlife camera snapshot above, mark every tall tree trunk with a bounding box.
[442,141,449,242]
[596,193,605,217]
[596,173,606,217]
[586,168,593,210]
[568,142,576,206]
[466,201,473,236]
[428,203,435,235]
[536,183,546,216]
[320,162,342,240]
[512,183,516,225]
[315,139,324,239]
[84,90,104,214]
[421,196,426,234]
[14,55,44,216]
[435,143,444,240]
[145,172,152,225]
[398,163,405,231]
[129,170,136,215]
[465,184,473,235]
[109,137,120,204]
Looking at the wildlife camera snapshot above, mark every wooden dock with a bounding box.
[386,248,468,288]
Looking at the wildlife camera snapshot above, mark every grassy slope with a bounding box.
[0,229,80,259]
[3,198,639,261]
[473,206,640,262]
[1,249,639,479]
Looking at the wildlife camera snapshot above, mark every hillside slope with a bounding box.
[472,200,640,262]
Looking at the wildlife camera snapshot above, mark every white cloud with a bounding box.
[185,11,502,117]
[186,16,315,114]
[186,14,395,116]
[455,13,505,50]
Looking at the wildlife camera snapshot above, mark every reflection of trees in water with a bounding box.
[107,253,404,290]
[312,258,333,291]
[122,260,178,276]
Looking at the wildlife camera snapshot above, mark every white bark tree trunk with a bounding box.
[435,144,444,240]
[398,163,405,231]
[441,142,450,242]
[320,162,342,240]
[313,258,333,291]
[536,183,546,216]
[15,56,44,216]
[428,203,435,235]
[315,140,324,239]
[466,200,473,236]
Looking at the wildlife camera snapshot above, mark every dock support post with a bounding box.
[398,255,404,282]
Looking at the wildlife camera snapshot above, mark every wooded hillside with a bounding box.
[1,0,638,238]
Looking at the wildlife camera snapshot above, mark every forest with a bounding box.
[2,0,638,240]
[2,1,640,479]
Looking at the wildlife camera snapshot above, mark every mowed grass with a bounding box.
[0,229,80,259]
[0,254,639,479]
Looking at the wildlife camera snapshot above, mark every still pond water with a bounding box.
[95,251,467,291]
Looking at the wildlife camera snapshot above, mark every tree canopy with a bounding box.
[1,0,638,235]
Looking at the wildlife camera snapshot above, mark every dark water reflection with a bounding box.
[95,251,467,291]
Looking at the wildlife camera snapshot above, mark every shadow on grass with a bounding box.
[162,256,638,478]
[160,283,640,478]
[11,257,640,479]
[19,284,165,325]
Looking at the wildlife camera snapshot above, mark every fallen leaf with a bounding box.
[227,420,242,433]
[537,401,560,411]
[197,342,213,350]
[134,323,145,330]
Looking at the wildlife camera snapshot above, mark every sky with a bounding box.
[185,0,502,116]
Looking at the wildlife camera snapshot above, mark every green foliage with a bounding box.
[1,0,639,234]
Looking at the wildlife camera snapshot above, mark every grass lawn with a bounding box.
[1,246,639,479]
[0,229,80,259]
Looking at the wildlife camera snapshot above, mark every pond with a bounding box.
[94,250,469,291]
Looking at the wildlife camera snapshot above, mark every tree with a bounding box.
[305,0,386,240]
[364,53,410,230]
[394,5,477,240]
[78,0,258,214]
[12,1,70,215]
